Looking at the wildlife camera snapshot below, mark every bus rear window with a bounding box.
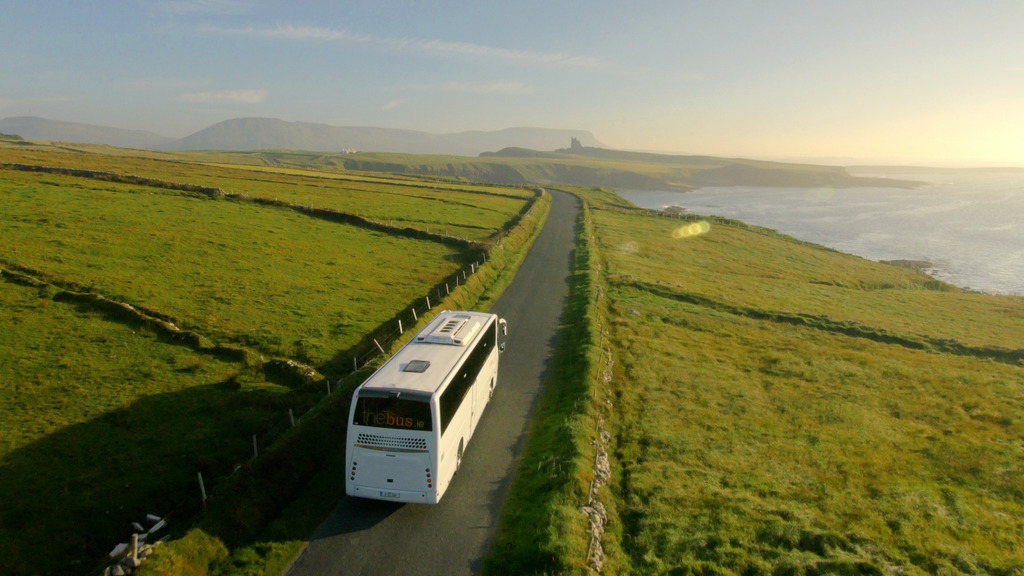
[354,395,433,431]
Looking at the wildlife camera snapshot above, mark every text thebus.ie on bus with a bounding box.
[345,310,507,504]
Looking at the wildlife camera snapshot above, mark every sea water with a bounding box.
[618,172,1024,296]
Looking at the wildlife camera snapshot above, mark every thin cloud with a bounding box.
[176,89,267,103]
[118,76,193,91]
[202,24,599,68]
[0,96,72,108]
[382,99,405,111]
[156,0,253,16]
[384,37,597,67]
[417,81,532,94]
[206,24,373,43]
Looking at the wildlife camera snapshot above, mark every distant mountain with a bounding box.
[0,116,603,156]
[0,116,176,150]
[161,117,603,155]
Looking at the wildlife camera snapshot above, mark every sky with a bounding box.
[2,0,1023,165]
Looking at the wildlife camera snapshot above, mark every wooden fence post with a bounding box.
[197,472,207,509]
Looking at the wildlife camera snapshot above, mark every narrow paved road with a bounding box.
[284,190,579,576]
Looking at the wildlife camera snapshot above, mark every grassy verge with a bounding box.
[484,189,623,575]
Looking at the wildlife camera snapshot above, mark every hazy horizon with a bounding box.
[2,1,1023,165]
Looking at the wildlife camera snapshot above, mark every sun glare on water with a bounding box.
[804,188,836,202]
[672,221,711,239]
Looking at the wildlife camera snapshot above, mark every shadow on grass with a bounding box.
[0,376,324,576]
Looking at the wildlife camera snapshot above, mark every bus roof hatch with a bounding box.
[417,314,480,346]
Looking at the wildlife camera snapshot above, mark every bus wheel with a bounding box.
[456,440,464,473]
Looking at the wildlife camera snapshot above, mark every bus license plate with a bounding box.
[380,491,400,499]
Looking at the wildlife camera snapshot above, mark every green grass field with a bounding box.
[1,167,467,364]
[595,210,1023,350]
[3,143,534,242]
[0,142,536,575]
[590,203,1024,574]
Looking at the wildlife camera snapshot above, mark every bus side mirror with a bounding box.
[498,319,508,352]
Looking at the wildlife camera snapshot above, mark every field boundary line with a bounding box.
[0,263,319,380]
[2,162,226,196]
[620,278,1024,367]
[2,162,541,250]
[206,160,535,201]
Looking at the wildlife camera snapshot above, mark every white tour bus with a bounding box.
[345,310,507,504]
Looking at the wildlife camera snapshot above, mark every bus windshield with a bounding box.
[353,392,433,432]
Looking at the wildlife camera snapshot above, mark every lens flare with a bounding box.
[672,221,711,239]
